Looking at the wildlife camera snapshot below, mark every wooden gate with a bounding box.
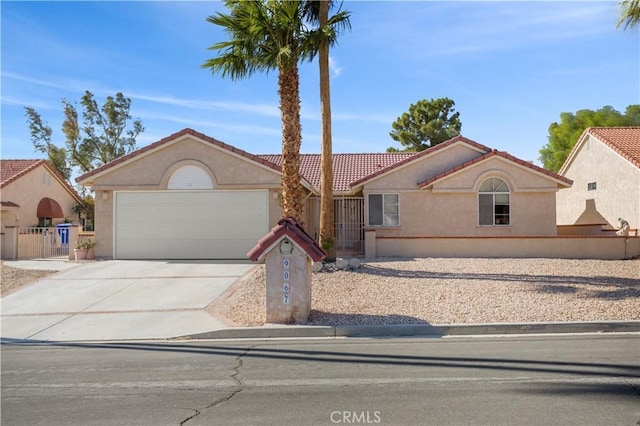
[18,227,70,259]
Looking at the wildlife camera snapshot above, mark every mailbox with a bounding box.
[248,217,326,324]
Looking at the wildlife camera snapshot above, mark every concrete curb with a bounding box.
[181,320,640,340]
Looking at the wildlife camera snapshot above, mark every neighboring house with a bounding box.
[77,128,572,260]
[1,159,83,228]
[556,127,640,234]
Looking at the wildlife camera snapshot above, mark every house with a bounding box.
[1,159,83,228]
[556,127,640,235]
[77,128,573,260]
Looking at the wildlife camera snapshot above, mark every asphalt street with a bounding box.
[2,334,639,426]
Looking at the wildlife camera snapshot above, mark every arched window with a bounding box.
[478,177,510,226]
[167,165,213,190]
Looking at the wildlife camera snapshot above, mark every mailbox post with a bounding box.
[248,217,326,324]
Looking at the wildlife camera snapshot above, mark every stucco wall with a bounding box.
[90,136,282,190]
[86,135,285,258]
[373,236,639,260]
[362,144,483,190]
[363,156,561,237]
[93,190,115,258]
[1,164,79,227]
[557,134,640,230]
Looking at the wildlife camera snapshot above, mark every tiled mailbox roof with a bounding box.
[247,217,326,262]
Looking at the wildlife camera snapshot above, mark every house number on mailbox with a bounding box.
[283,258,290,304]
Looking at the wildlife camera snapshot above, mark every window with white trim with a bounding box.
[478,178,510,226]
[368,194,399,226]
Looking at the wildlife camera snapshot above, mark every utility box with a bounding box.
[248,217,326,324]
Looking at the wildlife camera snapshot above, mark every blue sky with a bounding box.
[2,1,638,169]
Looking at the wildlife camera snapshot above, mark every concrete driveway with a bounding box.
[1,260,254,342]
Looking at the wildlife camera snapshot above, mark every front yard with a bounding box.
[0,261,56,296]
[210,257,640,326]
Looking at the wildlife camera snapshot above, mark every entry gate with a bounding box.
[306,197,365,256]
[18,227,70,259]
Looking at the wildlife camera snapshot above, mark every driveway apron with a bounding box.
[1,260,253,341]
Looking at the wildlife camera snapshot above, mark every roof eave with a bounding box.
[351,137,491,189]
[558,128,591,176]
[419,151,573,189]
[76,128,283,186]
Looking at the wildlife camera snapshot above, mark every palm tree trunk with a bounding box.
[278,63,304,223]
[318,0,336,261]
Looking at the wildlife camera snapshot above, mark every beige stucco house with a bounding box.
[1,159,82,228]
[556,127,640,234]
[77,128,573,260]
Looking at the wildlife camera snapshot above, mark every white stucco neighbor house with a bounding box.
[556,127,640,234]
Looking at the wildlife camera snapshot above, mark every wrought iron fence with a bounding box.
[306,197,365,256]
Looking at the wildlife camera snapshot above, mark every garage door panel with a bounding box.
[115,239,169,259]
[115,191,268,259]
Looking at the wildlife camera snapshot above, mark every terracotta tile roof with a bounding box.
[1,159,83,203]
[258,152,415,192]
[76,128,282,183]
[75,129,570,193]
[418,149,573,188]
[1,159,44,187]
[587,127,640,168]
[260,136,493,193]
[247,217,326,262]
[349,135,492,188]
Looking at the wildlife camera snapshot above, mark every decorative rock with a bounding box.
[336,258,349,270]
[348,258,361,270]
[311,258,364,273]
[312,261,324,273]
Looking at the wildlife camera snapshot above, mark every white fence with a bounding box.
[18,226,70,259]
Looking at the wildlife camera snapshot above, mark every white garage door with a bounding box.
[115,191,268,259]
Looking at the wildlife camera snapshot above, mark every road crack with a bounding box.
[180,345,252,425]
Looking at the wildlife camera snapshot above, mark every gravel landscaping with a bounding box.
[211,257,640,326]
[0,261,57,296]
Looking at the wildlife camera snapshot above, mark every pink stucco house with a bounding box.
[1,159,82,228]
[1,159,84,260]
[77,128,574,260]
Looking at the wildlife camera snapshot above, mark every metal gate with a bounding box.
[18,227,70,259]
[306,197,364,256]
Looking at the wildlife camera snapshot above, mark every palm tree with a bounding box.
[202,0,317,222]
[617,0,640,29]
[305,1,351,261]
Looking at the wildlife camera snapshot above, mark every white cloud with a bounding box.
[2,71,88,94]
[355,1,617,59]
[3,71,281,119]
[127,92,281,118]
[140,113,281,137]
[329,56,343,77]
